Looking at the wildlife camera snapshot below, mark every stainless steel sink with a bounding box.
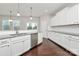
[10,33,28,37]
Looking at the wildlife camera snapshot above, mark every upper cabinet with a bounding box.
[51,4,79,27]
[66,4,78,25]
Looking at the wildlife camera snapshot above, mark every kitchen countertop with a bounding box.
[0,33,28,40]
[48,30,79,37]
[0,32,38,40]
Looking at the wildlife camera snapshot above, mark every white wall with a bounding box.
[40,15,52,38]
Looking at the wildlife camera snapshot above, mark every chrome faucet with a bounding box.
[14,26,19,34]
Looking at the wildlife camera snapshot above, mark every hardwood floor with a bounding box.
[22,38,74,56]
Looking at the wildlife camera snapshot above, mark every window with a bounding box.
[2,19,20,31]
[13,20,20,30]
[26,22,37,30]
[2,19,10,30]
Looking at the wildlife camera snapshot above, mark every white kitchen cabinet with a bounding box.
[23,35,31,52]
[10,35,31,56]
[0,39,11,56]
[48,31,52,39]
[48,32,57,41]
[38,33,43,44]
[10,36,25,56]
[0,45,11,56]
[67,35,79,55]
[55,33,71,49]
[66,6,77,24]
[48,31,79,55]
[50,4,79,26]
[72,4,79,24]
[11,41,24,56]
[56,7,69,25]
[51,16,58,26]
[51,7,69,26]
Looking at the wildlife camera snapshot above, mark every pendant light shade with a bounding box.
[9,10,13,22]
[30,7,32,20]
[30,16,32,20]
[17,11,20,16]
[17,2,21,16]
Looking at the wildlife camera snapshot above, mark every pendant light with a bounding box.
[9,10,13,22]
[17,3,20,16]
[30,7,32,20]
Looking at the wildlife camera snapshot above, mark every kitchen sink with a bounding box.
[10,33,28,37]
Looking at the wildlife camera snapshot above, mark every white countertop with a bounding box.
[48,30,79,37]
[0,30,38,40]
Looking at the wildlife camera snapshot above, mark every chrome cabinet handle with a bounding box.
[13,40,25,44]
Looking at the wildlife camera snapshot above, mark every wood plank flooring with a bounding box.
[22,38,74,56]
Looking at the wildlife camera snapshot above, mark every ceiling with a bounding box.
[0,3,76,17]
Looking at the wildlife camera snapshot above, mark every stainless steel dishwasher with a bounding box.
[31,33,38,48]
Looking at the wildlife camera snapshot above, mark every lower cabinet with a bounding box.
[0,33,42,56]
[11,35,31,56]
[48,31,79,55]
[0,39,11,56]
[0,44,11,56]
[67,36,79,55]
[11,41,24,56]
[23,35,31,52]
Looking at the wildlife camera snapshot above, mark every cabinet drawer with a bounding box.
[68,35,79,42]
[0,39,10,46]
[10,36,26,42]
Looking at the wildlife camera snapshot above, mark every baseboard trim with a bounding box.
[48,38,77,56]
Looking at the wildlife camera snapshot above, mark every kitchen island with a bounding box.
[0,30,43,56]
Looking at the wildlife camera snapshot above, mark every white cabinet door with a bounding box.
[66,4,79,25]
[56,7,69,25]
[48,32,52,39]
[57,33,71,49]
[0,45,10,56]
[38,33,43,44]
[51,16,57,26]
[68,36,79,55]
[0,39,11,56]
[50,32,57,42]
[66,8,74,24]
[49,32,71,51]
[23,35,31,52]
[24,39,31,52]
[11,41,24,56]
